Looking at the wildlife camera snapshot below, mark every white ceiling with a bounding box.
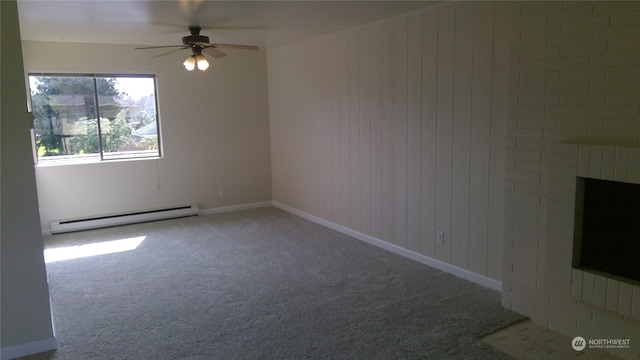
[18,1,446,50]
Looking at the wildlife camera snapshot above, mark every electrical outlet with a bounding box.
[219,187,225,197]
[436,230,444,245]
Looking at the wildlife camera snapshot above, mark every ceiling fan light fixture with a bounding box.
[183,55,196,71]
[196,55,209,71]
[136,26,258,72]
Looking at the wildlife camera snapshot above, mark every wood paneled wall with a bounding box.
[267,1,510,281]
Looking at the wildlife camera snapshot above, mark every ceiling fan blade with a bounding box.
[152,47,189,59]
[136,45,185,50]
[213,44,259,51]
[203,47,227,59]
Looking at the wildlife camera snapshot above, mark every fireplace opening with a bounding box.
[573,177,640,283]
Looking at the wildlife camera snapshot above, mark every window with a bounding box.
[29,74,161,164]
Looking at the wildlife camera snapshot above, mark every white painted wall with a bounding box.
[267,2,511,281]
[21,40,272,232]
[1,1,57,358]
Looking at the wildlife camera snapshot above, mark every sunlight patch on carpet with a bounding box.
[44,236,146,263]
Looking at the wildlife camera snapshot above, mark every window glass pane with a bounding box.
[29,75,161,164]
[101,77,159,160]
[30,76,100,161]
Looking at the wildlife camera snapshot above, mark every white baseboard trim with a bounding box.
[272,201,502,292]
[199,201,273,215]
[1,337,57,360]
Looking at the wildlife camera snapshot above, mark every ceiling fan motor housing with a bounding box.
[183,34,210,46]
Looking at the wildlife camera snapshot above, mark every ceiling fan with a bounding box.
[135,26,259,71]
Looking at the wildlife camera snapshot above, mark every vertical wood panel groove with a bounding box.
[381,20,394,244]
[470,2,495,276]
[452,1,473,269]
[370,23,383,240]
[349,31,361,231]
[339,33,350,228]
[421,9,438,258]
[329,33,342,224]
[407,12,423,253]
[394,17,408,248]
[359,29,372,236]
[435,4,455,263]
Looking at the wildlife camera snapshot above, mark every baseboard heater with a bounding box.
[50,204,199,234]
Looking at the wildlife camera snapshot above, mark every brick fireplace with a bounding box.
[547,143,640,319]
[505,3,640,357]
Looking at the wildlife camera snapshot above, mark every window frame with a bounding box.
[28,72,163,166]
